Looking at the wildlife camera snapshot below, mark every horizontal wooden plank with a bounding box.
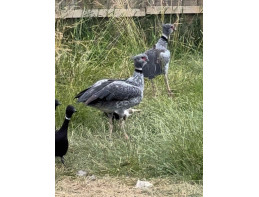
[55,8,146,18]
[182,0,197,6]
[149,0,183,6]
[183,6,202,13]
[146,6,203,14]
[197,0,203,6]
[146,6,181,14]
[55,6,203,18]
[55,0,202,9]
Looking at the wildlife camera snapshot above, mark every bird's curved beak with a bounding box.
[143,54,149,62]
[142,55,149,67]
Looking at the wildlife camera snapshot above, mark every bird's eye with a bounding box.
[141,57,147,61]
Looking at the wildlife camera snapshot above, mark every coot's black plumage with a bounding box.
[55,105,76,164]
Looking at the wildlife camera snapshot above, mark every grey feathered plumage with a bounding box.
[75,53,148,119]
[142,24,174,79]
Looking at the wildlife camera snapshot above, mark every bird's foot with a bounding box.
[124,134,129,140]
[167,90,174,97]
[128,108,141,114]
[125,108,141,118]
[152,91,158,97]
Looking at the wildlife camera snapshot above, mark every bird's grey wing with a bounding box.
[85,82,142,105]
[75,79,111,102]
[143,48,166,79]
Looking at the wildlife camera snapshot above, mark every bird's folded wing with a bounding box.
[75,79,110,102]
[85,82,141,105]
[143,48,166,78]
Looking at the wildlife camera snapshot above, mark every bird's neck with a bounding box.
[156,34,168,49]
[59,117,70,135]
[129,70,144,88]
[134,68,143,74]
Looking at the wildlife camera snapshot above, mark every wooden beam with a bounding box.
[55,8,146,18]
[55,6,203,19]
[146,6,203,14]
[183,6,202,13]
[146,6,181,14]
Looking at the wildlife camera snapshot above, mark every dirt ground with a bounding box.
[55,176,202,197]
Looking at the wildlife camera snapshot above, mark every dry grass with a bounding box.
[56,176,202,197]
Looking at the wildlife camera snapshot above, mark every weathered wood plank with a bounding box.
[55,6,202,18]
[128,0,145,8]
[183,0,197,6]
[197,0,203,6]
[55,0,203,18]
[56,0,202,9]
[56,0,145,9]
[182,5,202,13]
[170,0,183,6]
[146,6,203,14]
[146,0,195,6]
[55,8,146,18]
[146,6,181,14]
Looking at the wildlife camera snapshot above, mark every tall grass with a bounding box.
[55,14,203,182]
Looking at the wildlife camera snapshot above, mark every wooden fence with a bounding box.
[55,0,203,18]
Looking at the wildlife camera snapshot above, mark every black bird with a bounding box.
[55,99,61,110]
[55,105,76,164]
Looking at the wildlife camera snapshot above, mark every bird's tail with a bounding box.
[74,88,89,100]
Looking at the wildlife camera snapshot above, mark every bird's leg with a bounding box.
[61,156,65,165]
[150,79,157,96]
[108,114,113,139]
[164,74,173,96]
[120,119,129,140]
[128,108,141,115]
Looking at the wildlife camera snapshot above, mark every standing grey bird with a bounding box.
[142,23,175,96]
[75,53,148,139]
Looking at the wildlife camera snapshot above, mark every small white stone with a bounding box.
[135,180,153,189]
[77,170,87,176]
[88,175,96,181]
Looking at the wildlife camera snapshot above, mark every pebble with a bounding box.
[88,175,97,181]
[77,170,87,176]
[135,180,153,189]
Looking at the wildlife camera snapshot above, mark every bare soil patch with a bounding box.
[56,176,202,197]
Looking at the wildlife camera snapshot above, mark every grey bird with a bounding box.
[142,23,175,96]
[75,53,148,139]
